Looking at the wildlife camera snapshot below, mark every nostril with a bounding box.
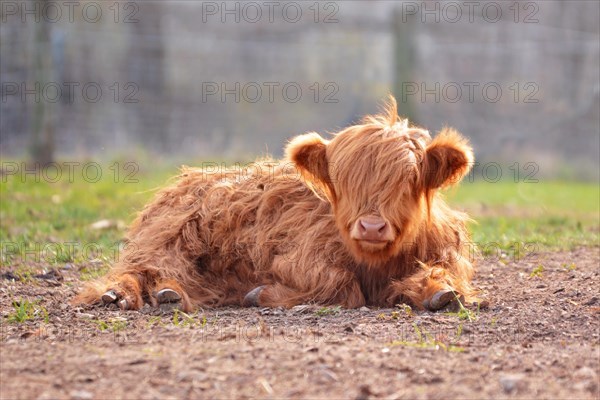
[359,220,368,233]
[377,223,387,234]
[358,220,367,232]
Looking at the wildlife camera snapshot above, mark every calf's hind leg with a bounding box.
[75,273,194,312]
[74,272,145,311]
[73,224,200,311]
[74,170,213,311]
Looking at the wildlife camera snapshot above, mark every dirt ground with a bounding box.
[1,247,599,400]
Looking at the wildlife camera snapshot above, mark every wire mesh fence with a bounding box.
[1,1,598,179]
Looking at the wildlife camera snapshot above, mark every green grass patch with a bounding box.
[387,323,466,353]
[442,294,479,322]
[1,161,598,273]
[561,262,577,271]
[444,181,599,256]
[315,305,342,317]
[89,318,128,332]
[79,265,110,281]
[5,298,49,324]
[172,310,207,328]
[1,161,176,268]
[529,265,544,278]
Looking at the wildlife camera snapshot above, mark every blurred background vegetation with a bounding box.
[1,0,598,180]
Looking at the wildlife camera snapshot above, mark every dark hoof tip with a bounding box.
[424,289,461,311]
[118,299,129,310]
[156,288,182,304]
[242,286,265,307]
[101,290,118,304]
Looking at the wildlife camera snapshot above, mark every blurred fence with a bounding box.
[1,1,598,180]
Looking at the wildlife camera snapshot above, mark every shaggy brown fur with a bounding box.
[74,97,476,312]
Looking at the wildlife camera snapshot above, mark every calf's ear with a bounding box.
[421,127,474,190]
[286,132,335,200]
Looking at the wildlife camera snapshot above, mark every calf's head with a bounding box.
[286,97,474,266]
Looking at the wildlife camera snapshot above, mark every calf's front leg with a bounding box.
[387,263,474,311]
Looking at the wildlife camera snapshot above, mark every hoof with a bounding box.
[101,290,118,304]
[118,299,129,310]
[423,289,463,311]
[156,288,182,304]
[100,289,139,311]
[242,286,265,307]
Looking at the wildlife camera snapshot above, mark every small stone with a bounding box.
[499,374,525,393]
[140,304,154,314]
[359,306,370,312]
[356,384,373,400]
[477,300,490,309]
[259,308,272,315]
[159,302,180,313]
[291,305,312,314]
[69,390,93,400]
[176,370,208,382]
[574,366,597,379]
[90,219,121,230]
[584,297,598,306]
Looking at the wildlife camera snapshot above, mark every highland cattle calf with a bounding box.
[75,97,476,312]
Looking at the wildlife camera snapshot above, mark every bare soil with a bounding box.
[1,247,599,400]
